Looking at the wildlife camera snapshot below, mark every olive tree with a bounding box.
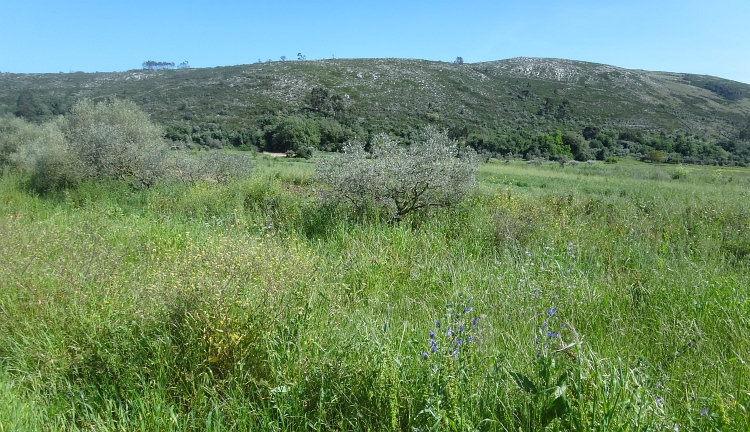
[0,115,42,170]
[315,127,478,220]
[61,99,168,187]
[168,151,254,185]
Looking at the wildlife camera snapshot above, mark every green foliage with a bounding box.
[562,132,590,161]
[0,115,42,169]
[647,149,666,163]
[15,90,37,119]
[3,58,750,164]
[4,99,192,191]
[1,141,750,430]
[167,150,254,185]
[60,99,168,187]
[268,116,320,154]
[315,126,479,220]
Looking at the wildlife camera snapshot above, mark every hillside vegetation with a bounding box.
[2,57,750,164]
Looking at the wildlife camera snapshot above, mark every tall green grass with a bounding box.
[1,160,748,430]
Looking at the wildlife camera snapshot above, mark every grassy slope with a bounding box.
[1,158,749,430]
[1,58,749,141]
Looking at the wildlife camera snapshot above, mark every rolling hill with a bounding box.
[2,57,749,162]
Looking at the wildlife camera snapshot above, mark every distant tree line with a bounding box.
[685,75,746,101]
[457,124,749,165]
[160,85,750,166]
[142,61,190,71]
[702,82,744,101]
[15,90,69,119]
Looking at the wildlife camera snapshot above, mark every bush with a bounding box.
[315,126,478,220]
[0,115,45,171]
[671,165,689,180]
[268,117,320,154]
[61,99,168,188]
[18,120,87,192]
[168,151,254,185]
[646,149,665,163]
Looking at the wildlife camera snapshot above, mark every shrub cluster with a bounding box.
[315,127,478,220]
[1,99,253,191]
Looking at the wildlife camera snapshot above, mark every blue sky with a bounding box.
[1,0,748,83]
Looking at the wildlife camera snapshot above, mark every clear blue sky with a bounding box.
[1,0,748,83]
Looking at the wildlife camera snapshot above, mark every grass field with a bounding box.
[1,157,749,431]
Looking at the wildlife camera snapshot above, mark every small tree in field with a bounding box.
[62,99,168,187]
[315,127,478,220]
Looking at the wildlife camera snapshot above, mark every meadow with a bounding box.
[1,156,749,431]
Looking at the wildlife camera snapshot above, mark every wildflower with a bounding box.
[699,408,708,416]
[447,328,454,336]
[423,352,428,359]
[429,330,435,338]
[431,345,437,353]
[467,336,473,342]
[436,321,441,328]
[456,339,462,345]
[547,307,557,315]
[430,339,436,346]
[452,349,458,356]
[459,326,465,332]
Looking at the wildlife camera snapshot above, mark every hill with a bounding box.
[2,57,750,163]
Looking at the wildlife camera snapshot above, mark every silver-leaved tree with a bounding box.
[315,126,478,220]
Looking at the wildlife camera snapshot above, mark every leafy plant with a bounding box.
[315,126,478,220]
[61,99,168,188]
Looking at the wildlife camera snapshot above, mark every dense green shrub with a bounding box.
[0,115,45,170]
[315,126,478,220]
[268,116,320,154]
[60,99,168,188]
[168,150,254,185]
[5,99,171,191]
